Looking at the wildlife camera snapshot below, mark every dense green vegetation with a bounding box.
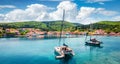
[0,30,3,37]
[0,21,120,33]
[93,21,120,33]
[75,21,120,33]
[43,21,75,31]
[0,21,47,31]
[0,21,75,31]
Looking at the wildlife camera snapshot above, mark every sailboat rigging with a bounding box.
[58,9,65,46]
[54,9,75,59]
[85,22,102,47]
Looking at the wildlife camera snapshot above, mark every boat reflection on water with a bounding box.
[85,45,103,61]
[56,55,76,64]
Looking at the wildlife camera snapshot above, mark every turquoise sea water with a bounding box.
[0,36,120,64]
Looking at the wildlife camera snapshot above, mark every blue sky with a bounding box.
[0,0,120,24]
[0,0,120,12]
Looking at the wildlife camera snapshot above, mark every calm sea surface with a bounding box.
[0,36,120,64]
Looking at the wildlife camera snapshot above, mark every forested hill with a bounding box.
[42,21,75,31]
[0,21,75,31]
[92,21,120,32]
[96,21,120,25]
[0,21,120,32]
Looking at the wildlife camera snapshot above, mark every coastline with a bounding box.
[0,34,119,39]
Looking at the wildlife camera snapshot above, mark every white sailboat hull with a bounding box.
[54,46,75,59]
[54,47,65,59]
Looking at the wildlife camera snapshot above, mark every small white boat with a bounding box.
[54,46,75,59]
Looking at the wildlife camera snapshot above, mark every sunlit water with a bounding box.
[0,36,120,64]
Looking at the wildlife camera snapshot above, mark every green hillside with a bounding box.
[97,21,120,25]
[0,21,75,31]
[42,21,75,31]
[93,21,120,33]
[0,21,47,31]
[0,21,120,32]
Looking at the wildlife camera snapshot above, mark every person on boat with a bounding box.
[90,38,100,44]
[63,45,72,52]
[64,46,75,55]
[90,38,98,42]
[63,43,72,51]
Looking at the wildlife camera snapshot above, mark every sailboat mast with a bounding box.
[89,22,93,40]
[59,9,65,46]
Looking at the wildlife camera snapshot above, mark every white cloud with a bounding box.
[76,7,98,24]
[3,4,52,22]
[79,17,100,24]
[0,14,5,21]
[96,8,118,16]
[76,6,118,24]
[1,1,78,22]
[112,16,120,21]
[5,9,26,21]
[49,1,77,22]
[0,5,16,9]
[76,7,95,19]
[0,1,119,24]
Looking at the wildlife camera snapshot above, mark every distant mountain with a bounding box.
[0,21,120,32]
[0,21,75,31]
[42,21,75,31]
[73,23,83,26]
[96,21,120,25]
[92,21,120,33]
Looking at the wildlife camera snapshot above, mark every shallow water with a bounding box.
[0,36,120,64]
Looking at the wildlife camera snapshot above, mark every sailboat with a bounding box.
[85,22,102,46]
[54,10,75,59]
